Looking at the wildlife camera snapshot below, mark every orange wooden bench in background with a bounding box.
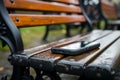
[101,0,120,30]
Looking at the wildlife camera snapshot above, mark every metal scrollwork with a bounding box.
[0,0,24,54]
[83,0,100,21]
[80,0,108,29]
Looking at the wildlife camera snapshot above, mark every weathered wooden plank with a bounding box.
[85,38,120,80]
[4,0,82,13]
[10,14,86,27]
[101,0,118,19]
[55,31,120,75]
[29,30,111,73]
[27,30,111,56]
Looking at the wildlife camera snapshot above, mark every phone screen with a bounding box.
[61,42,81,50]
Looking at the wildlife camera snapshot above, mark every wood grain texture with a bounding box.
[4,0,82,13]
[101,0,118,19]
[55,31,120,75]
[85,38,120,80]
[29,30,112,74]
[87,38,120,70]
[10,14,86,27]
[26,30,111,56]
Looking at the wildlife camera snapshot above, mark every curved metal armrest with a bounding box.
[0,0,24,54]
[79,0,93,31]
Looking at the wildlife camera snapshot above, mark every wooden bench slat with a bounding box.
[101,0,120,30]
[71,31,120,64]
[55,31,120,75]
[29,30,111,72]
[25,35,84,56]
[85,38,120,79]
[87,38,120,70]
[10,14,86,27]
[49,0,79,5]
[27,30,111,56]
[4,0,82,13]
[101,0,118,19]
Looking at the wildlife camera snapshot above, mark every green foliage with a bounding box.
[0,26,46,52]
[0,41,9,52]
[20,26,46,48]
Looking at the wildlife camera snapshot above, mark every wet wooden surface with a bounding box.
[55,31,120,75]
[84,35,120,80]
[87,38,120,70]
[28,30,111,56]
[26,30,111,56]
[27,30,120,76]
[29,30,115,74]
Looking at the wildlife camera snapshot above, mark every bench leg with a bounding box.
[96,22,101,29]
[1,75,8,80]
[79,23,92,33]
[34,68,61,80]
[65,25,71,37]
[42,26,49,41]
[10,66,33,80]
[77,73,87,80]
[79,23,86,33]
[117,25,120,30]
[114,65,120,80]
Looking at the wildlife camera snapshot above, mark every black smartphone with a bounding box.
[51,42,100,56]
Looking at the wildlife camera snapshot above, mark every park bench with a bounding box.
[0,0,120,80]
[101,0,120,30]
[0,0,92,79]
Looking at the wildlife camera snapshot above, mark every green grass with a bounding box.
[0,26,46,52]
[0,41,9,52]
[0,25,84,52]
[20,26,46,47]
